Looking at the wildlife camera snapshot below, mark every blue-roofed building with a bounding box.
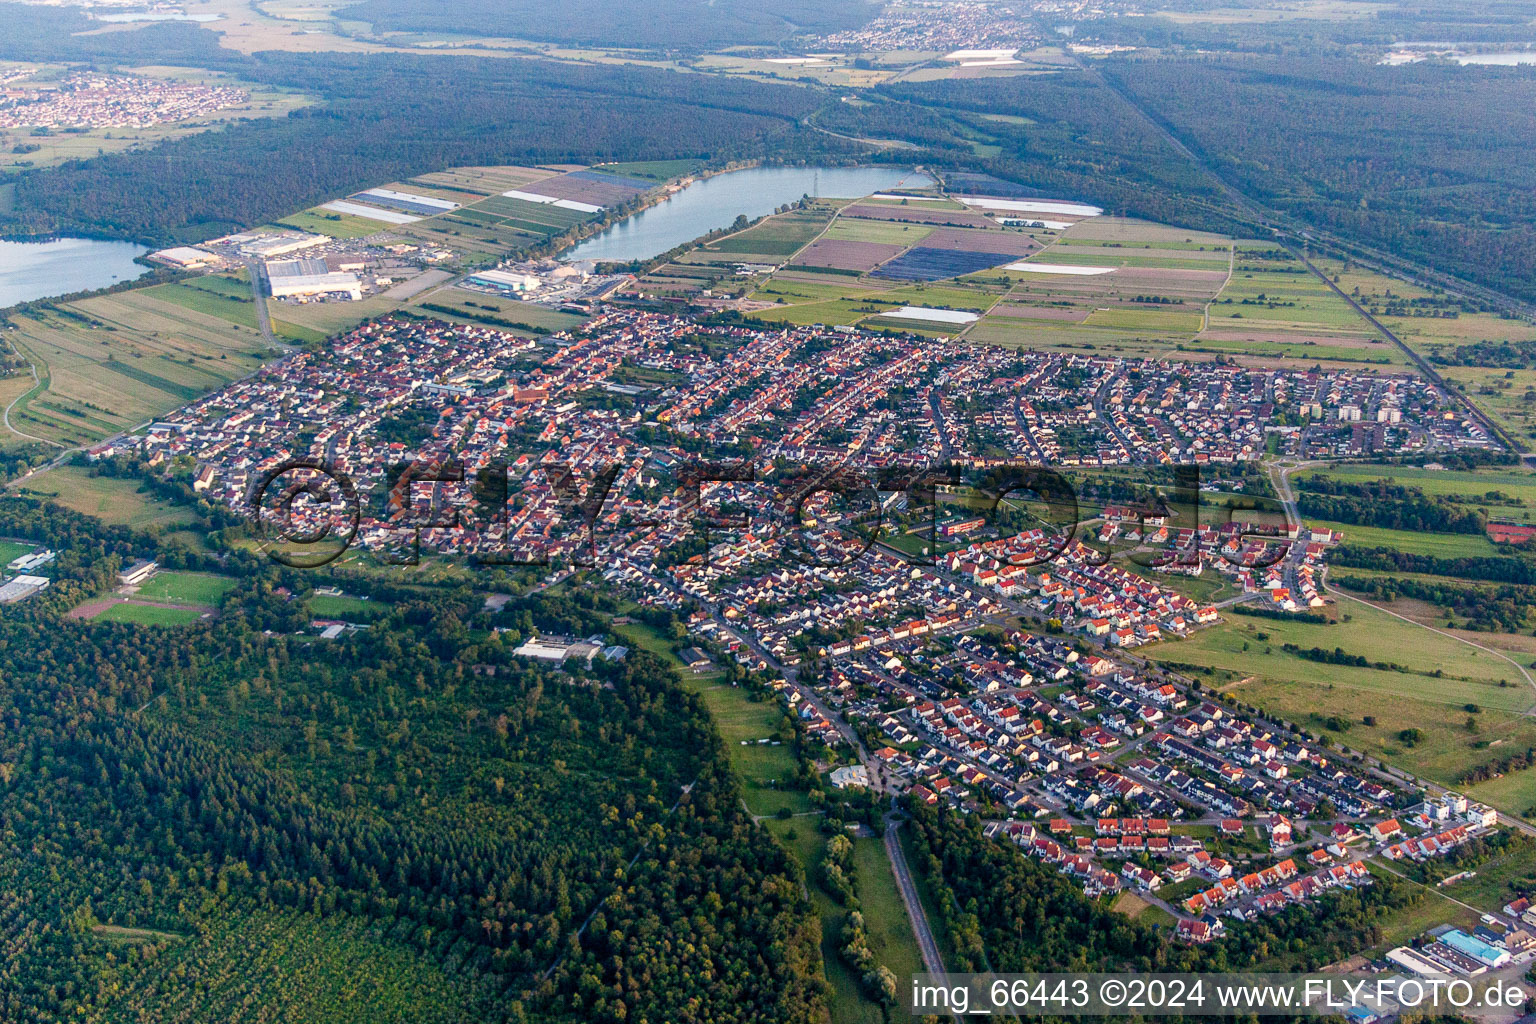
[1440,928,1511,968]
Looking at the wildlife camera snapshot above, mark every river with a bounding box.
[0,238,151,308]
[562,165,937,264]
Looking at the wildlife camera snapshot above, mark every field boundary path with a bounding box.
[883,815,945,975]
[1,342,64,448]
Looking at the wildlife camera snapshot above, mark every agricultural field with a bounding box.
[141,275,261,330]
[270,295,402,337]
[792,238,904,273]
[1147,602,1536,792]
[821,218,935,246]
[408,164,563,196]
[1312,520,1500,559]
[1195,248,1400,365]
[1295,462,1536,523]
[2,287,276,446]
[944,225,1410,366]
[697,203,840,260]
[948,218,1242,357]
[409,289,586,333]
[275,209,388,239]
[17,466,196,529]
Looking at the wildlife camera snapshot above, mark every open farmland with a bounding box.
[522,168,652,206]
[275,209,385,239]
[3,290,275,446]
[958,221,1425,366]
[408,165,564,195]
[791,238,904,272]
[837,203,996,228]
[269,295,402,338]
[1191,246,1402,365]
[703,207,835,258]
[873,246,1018,281]
[821,218,934,246]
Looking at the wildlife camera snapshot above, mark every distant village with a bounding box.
[0,71,244,129]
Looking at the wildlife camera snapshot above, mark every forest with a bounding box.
[1073,0,1536,54]
[1099,56,1536,305]
[339,0,873,49]
[0,50,845,245]
[1294,477,1488,535]
[871,73,1248,238]
[1337,574,1536,634]
[1329,546,1536,585]
[0,497,825,1023]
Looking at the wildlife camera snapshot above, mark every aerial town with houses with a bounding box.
[0,70,245,129]
[85,304,1527,978]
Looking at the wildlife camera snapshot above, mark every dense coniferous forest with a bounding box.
[339,0,874,49]
[0,3,229,63]
[867,73,1252,236]
[0,499,825,1023]
[1099,57,1536,304]
[0,49,846,245]
[1072,0,1536,54]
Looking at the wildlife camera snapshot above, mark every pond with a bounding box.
[0,238,151,308]
[562,165,937,263]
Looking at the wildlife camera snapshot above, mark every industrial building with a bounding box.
[150,246,220,269]
[0,574,50,603]
[267,264,363,301]
[119,559,158,587]
[1437,928,1511,968]
[7,549,55,573]
[512,634,615,666]
[238,232,328,259]
[468,269,541,293]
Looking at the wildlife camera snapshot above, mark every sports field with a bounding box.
[93,601,208,626]
[134,571,238,606]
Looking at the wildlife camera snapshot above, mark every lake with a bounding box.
[0,238,151,309]
[1457,52,1536,65]
[562,165,937,263]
